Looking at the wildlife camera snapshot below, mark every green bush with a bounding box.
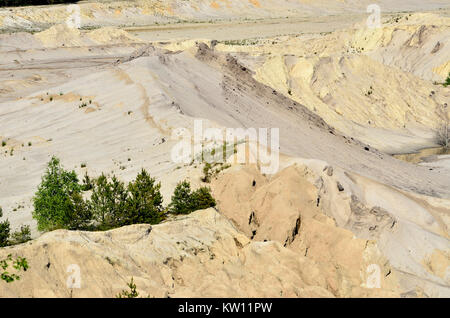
[169,181,216,215]
[32,157,84,231]
[444,73,450,87]
[191,187,216,211]
[86,170,165,229]
[169,181,194,215]
[0,219,10,248]
[201,162,231,183]
[202,163,213,183]
[90,174,128,230]
[0,207,32,246]
[66,192,92,230]
[31,158,217,233]
[125,169,164,225]
[116,277,139,298]
[32,159,166,231]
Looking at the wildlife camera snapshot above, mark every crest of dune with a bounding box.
[34,24,143,47]
[34,24,84,47]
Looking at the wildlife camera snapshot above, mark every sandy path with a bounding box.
[125,15,366,42]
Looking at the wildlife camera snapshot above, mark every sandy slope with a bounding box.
[211,161,450,297]
[0,2,449,298]
[1,25,450,226]
[0,208,401,298]
[204,12,450,153]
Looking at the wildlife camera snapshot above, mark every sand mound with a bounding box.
[211,164,400,297]
[0,208,401,298]
[34,24,84,47]
[211,162,450,297]
[33,24,142,48]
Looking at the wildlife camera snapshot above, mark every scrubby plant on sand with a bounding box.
[81,171,93,191]
[200,142,235,183]
[0,208,31,246]
[0,210,29,283]
[0,254,28,283]
[190,187,217,211]
[202,162,231,183]
[116,277,140,298]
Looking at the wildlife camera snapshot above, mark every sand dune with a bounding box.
[0,208,403,297]
[0,1,449,298]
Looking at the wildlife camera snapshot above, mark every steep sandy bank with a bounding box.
[211,161,450,297]
[0,4,449,299]
[0,208,401,297]
[205,12,450,153]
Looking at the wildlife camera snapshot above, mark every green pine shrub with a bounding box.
[169,180,216,215]
[169,181,194,215]
[125,169,164,225]
[191,187,217,211]
[0,219,10,248]
[90,174,128,230]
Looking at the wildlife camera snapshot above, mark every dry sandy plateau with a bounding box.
[0,0,449,298]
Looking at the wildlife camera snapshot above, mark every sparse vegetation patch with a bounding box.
[0,254,28,283]
[31,157,216,232]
